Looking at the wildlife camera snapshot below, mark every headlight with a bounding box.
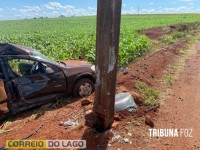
[91,65,95,72]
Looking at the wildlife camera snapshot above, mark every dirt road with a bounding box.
[150,42,200,150]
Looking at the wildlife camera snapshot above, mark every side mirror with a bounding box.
[45,67,54,74]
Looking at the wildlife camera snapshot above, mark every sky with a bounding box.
[0,0,200,20]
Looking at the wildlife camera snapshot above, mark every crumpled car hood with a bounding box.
[60,60,95,76]
[60,60,92,67]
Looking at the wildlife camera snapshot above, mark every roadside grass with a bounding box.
[161,31,188,44]
[134,24,200,105]
[160,27,200,86]
[162,59,186,87]
[162,26,200,86]
[0,118,15,135]
[162,26,171,32]
[170,59,185,72]
[140,27,200,104]
[158,26,200,105]
[172,32,187,39]
[135,80,160,106]
[163,75,177,86]
[150,24,200,55]
[180,49,191,56]
[1,118,13,128]
[162,35,175,44]
[149,40,165,53]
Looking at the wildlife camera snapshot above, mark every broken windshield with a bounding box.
[31,50,60,65]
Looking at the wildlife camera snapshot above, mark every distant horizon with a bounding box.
[0,0,200,20]
[0,13,200,22]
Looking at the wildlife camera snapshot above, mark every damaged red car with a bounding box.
[0,43,95,117]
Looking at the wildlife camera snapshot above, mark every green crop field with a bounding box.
[0,14,200,67]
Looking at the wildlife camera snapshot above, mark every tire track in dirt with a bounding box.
[150,42,200,150]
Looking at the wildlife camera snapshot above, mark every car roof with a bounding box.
[0,42,33,56]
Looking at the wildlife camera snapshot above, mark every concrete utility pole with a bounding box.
[137,6,140,15]
[94,0,122,131]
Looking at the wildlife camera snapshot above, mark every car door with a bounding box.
[0,59,10,120]
[5,58,67,113]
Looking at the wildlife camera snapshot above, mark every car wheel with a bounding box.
[73,78,94,97]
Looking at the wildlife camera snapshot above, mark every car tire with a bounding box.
[73,78,94,97]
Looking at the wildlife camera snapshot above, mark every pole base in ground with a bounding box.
[93,113,113,132]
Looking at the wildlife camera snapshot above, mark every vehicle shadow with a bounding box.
[81,112,110,150]
[0,97,81,125]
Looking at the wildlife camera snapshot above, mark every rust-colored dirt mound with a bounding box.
[141,26,175,40]
[141,23,200,40]
[117,39,187,90]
